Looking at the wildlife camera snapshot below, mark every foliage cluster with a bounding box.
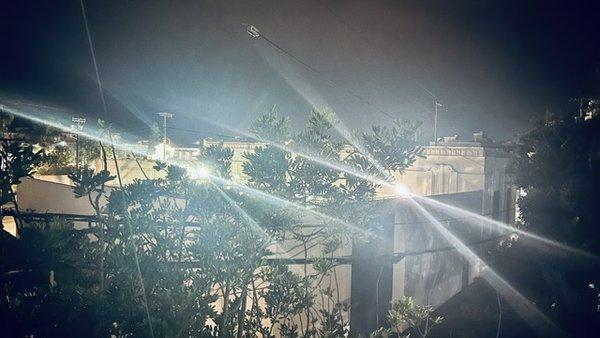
[498,100,600,335]
[1,108,422,337]
[370,296,443,338]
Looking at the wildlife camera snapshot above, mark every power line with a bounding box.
[245,24,395,119]
[314,2,456,144]
[78,0,108,118]
[78,3,154,337]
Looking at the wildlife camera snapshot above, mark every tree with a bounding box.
[387,296,443,338]
[369,296,443,338]
[37,137,101,175]
[79,137,102,168]
[1,107,422,337]
[0,140,44,233]
[0,110,101,176]
[503,101,600,336]
[37,143,74,175]
[0,110,60,146]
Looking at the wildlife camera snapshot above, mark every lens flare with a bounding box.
[393,184,411,198]
[194,116,396,188]
[210,182,306,275]
[209,175,377,239]
[191,165,210,179]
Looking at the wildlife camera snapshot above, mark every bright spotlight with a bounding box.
[190,166,211,180]
[197,166,210,178]
[394,185,411,198]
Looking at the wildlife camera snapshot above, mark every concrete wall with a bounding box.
[97,158,166,186]
[392,191,487,310]
[17,176,102,215]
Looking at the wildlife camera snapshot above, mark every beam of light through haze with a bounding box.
[408,198,567,338]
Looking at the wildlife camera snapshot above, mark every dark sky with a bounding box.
[1,0,599,143]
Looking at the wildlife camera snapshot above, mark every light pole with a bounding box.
[157,112,173,160]
[434,101,443,146]
[71,117,86,168]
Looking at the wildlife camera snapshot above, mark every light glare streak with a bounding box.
[3,100,373,243]
[2,97,583,335]
[233,48,396,184]
[408,198,567,338]
[1,102,143,155]
[211,182,272,242]
[208,175,376,240]
[413,194,594,258]
[196,116,396,188]
[4,101,586,259]
[211,183,302,260]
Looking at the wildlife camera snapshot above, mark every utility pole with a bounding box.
[413,81,443,146]
[71,117,86,169]
[157,112,173,160]
[434,101,442,146]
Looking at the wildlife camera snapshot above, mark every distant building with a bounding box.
[152,140,199,161]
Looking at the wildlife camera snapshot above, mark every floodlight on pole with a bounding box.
[157,112,173,160]
[71,117,87,125]
[71,117,86,169]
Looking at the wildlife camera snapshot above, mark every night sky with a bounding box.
[1,0,599,143]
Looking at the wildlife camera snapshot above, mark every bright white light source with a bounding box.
[394,185,411,198]
[190,166,211,179]
[197,166,210,178]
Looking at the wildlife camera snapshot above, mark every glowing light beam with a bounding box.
[194,116,396,188]
[408,198,567,338]
[413,194,595,258]
[207,175,377,240]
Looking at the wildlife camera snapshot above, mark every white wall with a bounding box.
[17,176,107,215]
